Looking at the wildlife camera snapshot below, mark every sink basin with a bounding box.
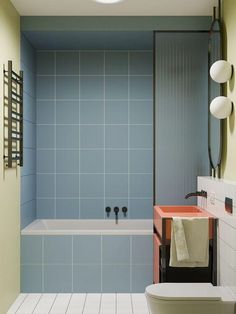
[154,205,215,240]
[159,206,202,213]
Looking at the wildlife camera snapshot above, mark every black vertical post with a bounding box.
[8,61,12,168]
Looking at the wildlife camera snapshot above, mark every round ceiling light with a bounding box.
[94,0,124,3]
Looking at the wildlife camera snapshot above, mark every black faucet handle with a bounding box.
[114,207,119,214]
[105,207,111,217]
[122,207,128,217]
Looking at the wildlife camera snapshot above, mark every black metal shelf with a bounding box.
[3,60,23,168]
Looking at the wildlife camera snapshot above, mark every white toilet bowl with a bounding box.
[146,283,235,314]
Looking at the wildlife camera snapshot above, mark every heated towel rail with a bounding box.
[3,60,23,168]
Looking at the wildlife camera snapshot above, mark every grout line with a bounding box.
[103,51,106,221]
[48,293,58,313]
[71,236,74,292]
[12,293,28,313]
[127,50,130,220]
[65,293,73,314]
[78,51,81,219]
[101,236,103,293]
[98,293,102,314]
[82,293,87,314]
[36,148,153,151]
[130,236,132,293]
[32,294,43,313]
[54,51,57,219]
[130,293,134,314]
[115,293,117,314]
[37,99,153,102]
[37,172,153,175]
[42,236,44,292]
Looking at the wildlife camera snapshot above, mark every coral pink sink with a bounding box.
[154,205,215,240]
[159,206,202,214]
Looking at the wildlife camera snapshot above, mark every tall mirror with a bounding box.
[208,13,222,177]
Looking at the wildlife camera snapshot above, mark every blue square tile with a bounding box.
[21,265,42,293]
[37,76,55,99]
[129,51,153,75]
[80,199,104,219]
[73,236,101,264]
[105,101,128,124]
[130,76,153,100]
[37,51,55,75]
[129,174,153,198]
[129,198,153,219]
[37,199,55,219]
[80,150,104,173]
[105,126,128,149]
[102,265,130,292]
[73,265,101,292]
[132,235,153,264]
[37,150,54,173]
[105,51,128,75]
[56,76,79,100]
[129,150,153,173]
[102,236,130,264]
[56,101,79,124]
[21,200,36,228]
[105,76,128,100]
[104,199,128,220]
[24,93,36,123]
[44,265,72,292]
[37,174,54,198]
[44,235,72,264]
[56,125,79,149]
[21,175,36,204]
[105,150,128,173]
[80,125,104,149]
[80,174,104,198]
[80,52,104,75]
[37,125,55,149]
[24,121,36,149]
[56,174,79,198]
[21,236,42,264]
[56,51,79,75]
[129,125,153,149]
[22,148,36,176]
[80,76,104,100]
[56,150,80,173]
[105,174,128,198]
[37,100,55,124]
[131,265,153,293]
[130,100,153,124]
[56,199,79,219]
[80,101,104,124]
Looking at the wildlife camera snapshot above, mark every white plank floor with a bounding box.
[7,293,150,314]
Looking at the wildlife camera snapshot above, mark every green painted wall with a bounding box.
[222,0,236,179]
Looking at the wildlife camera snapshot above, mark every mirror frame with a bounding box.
[208,14,223,177]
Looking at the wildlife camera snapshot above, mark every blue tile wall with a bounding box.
[21,234,153,293]
[21,35,36,228]
[36,50,153,219]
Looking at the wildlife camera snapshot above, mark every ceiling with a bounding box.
[11,0,218,16]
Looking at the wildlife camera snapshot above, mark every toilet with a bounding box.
[146,283,235,314]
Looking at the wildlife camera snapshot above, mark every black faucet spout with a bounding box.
[185,190,207,199]
[114,207,119,224]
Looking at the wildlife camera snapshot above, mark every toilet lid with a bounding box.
[146,283,222,301]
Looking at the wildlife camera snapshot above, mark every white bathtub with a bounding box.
[21,219,153,235]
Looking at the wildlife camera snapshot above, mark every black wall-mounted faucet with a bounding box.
[105,207,111,218]
[185,189,207,199]
[122,207,128,217]
[114,207,119,224]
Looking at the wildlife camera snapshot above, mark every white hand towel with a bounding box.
[172,218,189,261]
[169,217,209,268]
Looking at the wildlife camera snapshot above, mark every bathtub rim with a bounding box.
[21,219,153,236]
